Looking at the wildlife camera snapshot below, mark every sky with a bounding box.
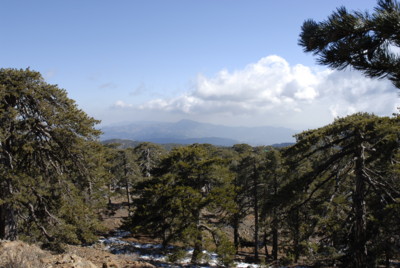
[1,0,398,131]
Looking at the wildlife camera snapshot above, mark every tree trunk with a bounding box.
[123,155,131,213]
[125,179,131,214]
[145,148,151,177]
[191,211,203,264]
[233,214,240,252]
[353,141,367,268]
[272,176,278,261]
[0,181,17,240]
[385,248,391,268]
[87,180,93,201]
[292,209,300,263]
[191,229,203,264]
[0,203,17,240]
[263,229,269,262]
[272,216,278,261]
[107,183,112,205]
[253,161,259,262]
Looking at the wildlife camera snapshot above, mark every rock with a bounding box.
[0,240,155,268]
[52,253,98,268]
[102,261,120,267]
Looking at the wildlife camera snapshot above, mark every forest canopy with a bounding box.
[0,66,399,266]
[1,1,400,266]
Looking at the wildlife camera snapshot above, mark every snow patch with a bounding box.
[99,230,304,267]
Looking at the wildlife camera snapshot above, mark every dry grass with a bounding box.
[0,241,47,268]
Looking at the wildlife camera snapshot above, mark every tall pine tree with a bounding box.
[126,144,235,265]
[0,68,106,245]
[283,113,400,267]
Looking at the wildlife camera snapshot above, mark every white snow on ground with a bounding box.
[98,230,299,268]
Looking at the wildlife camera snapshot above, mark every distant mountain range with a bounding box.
[100,119,297,146]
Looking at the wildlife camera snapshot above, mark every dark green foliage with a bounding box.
[106,147,141,211]
[125,144,235,264]
[0,68,106,245]
[133,142,166,178]
[230,144,254,252]
[299,3,400,264]
[214,230,236,266]
[299,0,400,88]
[234,146,266,261]
[259,148,286,262]
[120,114,399,266]
[167,248,187,263]
[282,113,400,267]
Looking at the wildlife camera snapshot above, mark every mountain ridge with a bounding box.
[100,119,297,146]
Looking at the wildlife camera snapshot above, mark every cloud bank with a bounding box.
[113,55,398,130]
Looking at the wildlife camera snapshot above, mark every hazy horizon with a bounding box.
[2,0,398,130]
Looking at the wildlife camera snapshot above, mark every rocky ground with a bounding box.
[0,200,154,268]
[0,239,155,268]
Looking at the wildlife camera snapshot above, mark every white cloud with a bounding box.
[113,100,133,108]
[116,55,398,129]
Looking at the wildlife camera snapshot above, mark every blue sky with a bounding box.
[1,0,398,131]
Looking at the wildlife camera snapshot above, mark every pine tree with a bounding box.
[133,142,165,178]
[282,113,400,267]
[299,0,400,88]
[231,144,268,261]
[108,148,140,211]
[230,144,254,252]
[126,144,236,265]
[259,147,286,262]
[0,68,106,245]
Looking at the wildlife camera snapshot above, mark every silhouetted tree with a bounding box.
[299,0,400,88]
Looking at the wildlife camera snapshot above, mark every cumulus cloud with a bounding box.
[129,55,398,129]
[112,100,133,108]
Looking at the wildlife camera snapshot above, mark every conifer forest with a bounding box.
[1,0,400,267]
